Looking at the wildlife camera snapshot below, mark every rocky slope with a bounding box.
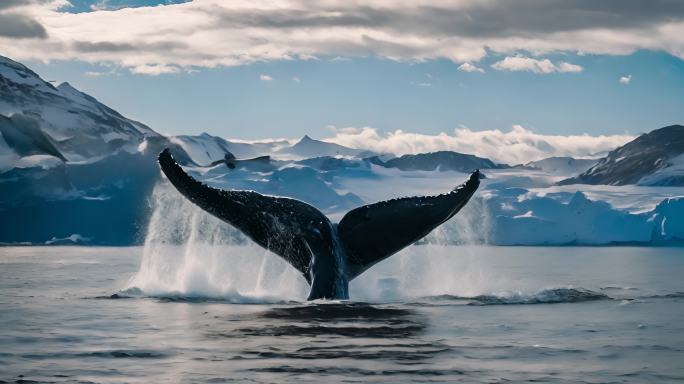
[560,125,684,186]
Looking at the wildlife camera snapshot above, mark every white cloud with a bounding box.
[291,76,301,82]
[130,64,179,75]
[620,74,632,84]
[259,74,273,81]
[1,1,683,74]
[458,62,485,73]
[491,56,583,74]
[558,62,584,73]
[90,0,114,11]
[323,125,633,164]
[84,70,110,77]
[84,66,117,77]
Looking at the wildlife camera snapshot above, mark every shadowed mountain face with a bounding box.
[368,151,505,172]
[0,114,66,161]
[0,150,162,245]
[0,55,174,245]
[560,125,684,186]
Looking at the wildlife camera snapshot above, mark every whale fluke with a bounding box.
[339,170,480,279]
[158,148,331,283]
[158,148,480,300]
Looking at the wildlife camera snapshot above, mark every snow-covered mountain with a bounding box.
[560,125,684,186]
[0,56,375,244]
[168,133,377,166]
[0,55,172,244]
[0,56,159,163]
[169,133,285,165]
[277,134,367,159]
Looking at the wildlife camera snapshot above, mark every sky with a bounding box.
[1,0,684,141]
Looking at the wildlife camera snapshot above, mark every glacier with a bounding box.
[139,139,684,246]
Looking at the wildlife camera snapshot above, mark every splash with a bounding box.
[125,182,309,302]
[126,181,502,302]
[349,245,500,302]
[424,195,491,245]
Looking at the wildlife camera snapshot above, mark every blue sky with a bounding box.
[3,1,684,139]
[62,0,188,13]
[27,50,684,139]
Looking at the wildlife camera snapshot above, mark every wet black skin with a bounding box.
[158,148,480,300]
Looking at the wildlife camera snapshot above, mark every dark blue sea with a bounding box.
[1,246,683,383]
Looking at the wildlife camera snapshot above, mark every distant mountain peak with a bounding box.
[277,134,367,159]
[298,134,313,142]
[55,81,95,105]
[292,134,332,148]
[57,81,75,90]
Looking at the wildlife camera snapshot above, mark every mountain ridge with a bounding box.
[560,125,684,186]
[368,150,507,173]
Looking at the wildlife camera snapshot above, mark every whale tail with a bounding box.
[158,148,332,283]
[338,170,479,279]
[158,148,479,284]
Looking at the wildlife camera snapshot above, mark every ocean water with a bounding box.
[1,245,683,383]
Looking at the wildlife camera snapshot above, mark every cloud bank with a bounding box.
[323,125,634,165]
[0,0,683,73]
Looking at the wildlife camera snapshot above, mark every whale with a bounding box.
[157,148,480,300]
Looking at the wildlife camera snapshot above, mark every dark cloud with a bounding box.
[0,0,53,11]
[3,0,683,70]
[0,0,26,10]
[408,1,684,37]
[0,13,47,38]
[73,41,138,52]
[360,35,422,57]
[73,41,186,53]
[208,0,684,38]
